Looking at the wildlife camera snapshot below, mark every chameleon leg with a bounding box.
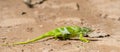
[79,33,89,43]
[54,32,62,40]
[62,34,66,40]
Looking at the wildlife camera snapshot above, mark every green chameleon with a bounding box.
[2,26,92,46]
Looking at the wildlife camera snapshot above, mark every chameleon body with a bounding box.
[3,26,91,45]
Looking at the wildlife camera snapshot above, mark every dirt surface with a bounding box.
[0,0,120,52]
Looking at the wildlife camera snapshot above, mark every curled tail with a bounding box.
[2,33,53,46]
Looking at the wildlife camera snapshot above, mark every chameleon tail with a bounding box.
[13,34,53,45]
[12,33,53,45]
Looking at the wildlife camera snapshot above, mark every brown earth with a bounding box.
[0,0,120,52]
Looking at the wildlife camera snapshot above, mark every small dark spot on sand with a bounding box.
[50,49,53,51]
[23,45,26,47]
[47,44,50,45]
[6,26,12,28]
[21,49,24,52]
[118,17,120,21]
[26,27,33,32]
[21,12,27,15]
[0,26,2,28]
[77,46,80,48]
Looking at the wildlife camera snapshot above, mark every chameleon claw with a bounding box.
[80,38,90,43]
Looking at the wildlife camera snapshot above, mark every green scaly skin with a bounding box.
[2,26,92,46]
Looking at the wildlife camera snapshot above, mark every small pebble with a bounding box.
[21,12,27,15]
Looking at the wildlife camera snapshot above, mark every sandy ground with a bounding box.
[0,0,120,52]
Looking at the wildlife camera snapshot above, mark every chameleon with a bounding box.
[2,26,92,46]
